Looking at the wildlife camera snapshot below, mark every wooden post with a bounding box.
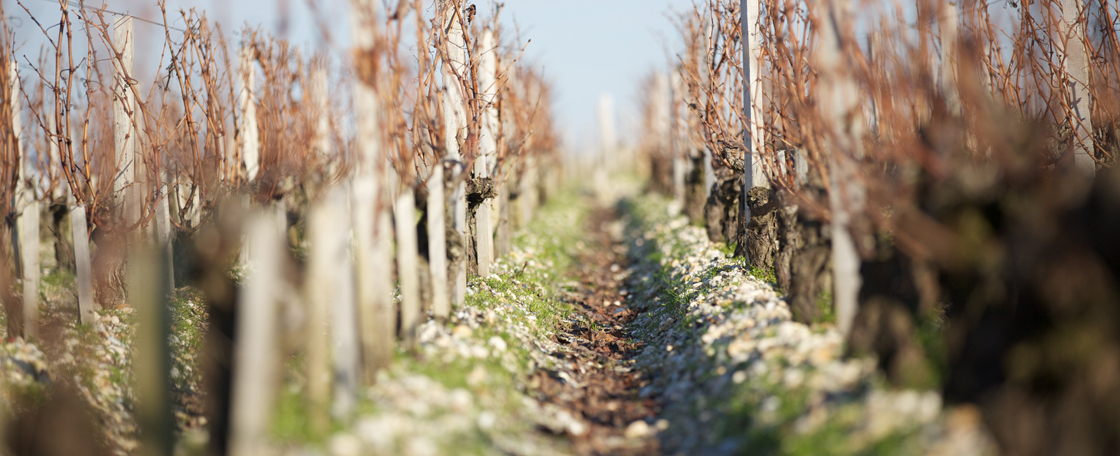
[496,67,517,258]
[131,246,174,456]
[1058,0,1095,176]
[238,46,261,183]
[476,29,498,277]
[10,62,39,338]
[747,6,768,192]
[496,182,511,259]
[940,1,962,117]
[223,132,236,184]
[47,114,65,201]
[441,0,469,306]
[311,67,331,169]
[154,184,174,289]
[737,0,763,260]
[521,156,536,225]
[596,95,615,191]
[350,0,395,383]
[70,205,97,325]
[173,181,187,228]
[649,72,676,202]
[395,190,421,347]
[670,70,682,183]
[229,211,283,456]
[813,0,865,335]
[113,17,139,227]
[700,19,717,198]
[305,189,348,431]
[328,188,359,419]
[426,165,451,319]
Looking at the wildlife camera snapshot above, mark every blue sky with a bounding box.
[12,0,697,153]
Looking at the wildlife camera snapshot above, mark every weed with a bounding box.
[816,290,835,324]
[42,269,75,289]
[749,265,778,286]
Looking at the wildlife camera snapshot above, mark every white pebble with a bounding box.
[625,420,652,439]
[329,433,362,456]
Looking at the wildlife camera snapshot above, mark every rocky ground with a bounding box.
[0,183,1000,455]
[0,275,209,455]
[619,196,997,456]
[292,188,661,456]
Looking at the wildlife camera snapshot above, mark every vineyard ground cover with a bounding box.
[619,195,995,456]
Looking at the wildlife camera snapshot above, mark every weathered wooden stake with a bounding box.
[131,246,174,456]
[495,67,516,258]
[1058,0,1095,176]
[649,72,675,201]
[328,188,359,419]
[238,46,261,183]
[939,1,962,117]
[70,204,97,325]
[229,211,283,456]
[736,0,764,260]
[311,67,332,171]
[155,184,174,289]
[306,188,354,431]
[496,183,511,259]
[395,189,422,347]
[427,165,451,319]
[747,4,767,192]
[441,0,469,306]
[113,17,139,227]
[814,0,865,335]
[476,29,498,277]
[47,114,65,201]
[10,62,39,338]
[350,0,395,384]
[596,95,616,192]
[521,156,537,225]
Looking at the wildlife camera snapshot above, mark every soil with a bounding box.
[529,204,662,456]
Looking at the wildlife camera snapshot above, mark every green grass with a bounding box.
[749,265,778,286]
[816,290,836,324]
[168,289,207,394]
[42,269,75,288]
[715,242,737,258]
[272,384,327,444]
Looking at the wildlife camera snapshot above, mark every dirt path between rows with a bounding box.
[528,203,662,456]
